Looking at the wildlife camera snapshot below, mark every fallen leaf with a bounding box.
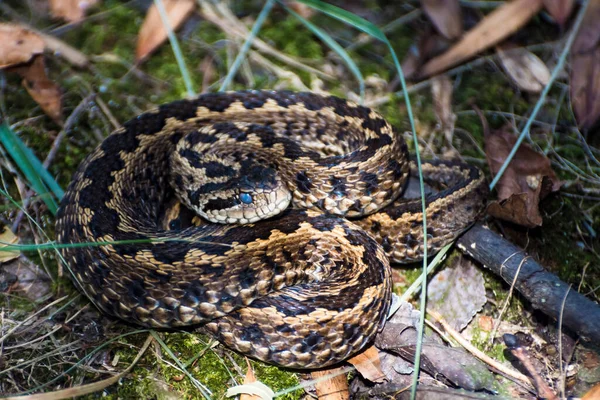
[49,0,99,23]
[347,346,386,383]
[582,383,600,400]
[571,0,600,54]
[400,32,449,80]
[311,368,349,400]
[10,55,63,124]
[428,258,486,332]
[0,24,45,69]
[570,0,600,130]
[0,226,20,263]
[431,74,455,144]
[484,125,561,227]
[1,255,51,301]
[478,316,493,332]
[287,1,316,19]
[240,359,261,400]
[543,0,575,26]
[136,0,196,62]
[421,0,462,40]
[497,46,551,93]
[420,0,544,77]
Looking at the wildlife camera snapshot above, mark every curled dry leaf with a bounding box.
[420,0,462,40]
[543,0,575,26]
[497,46,551,93]
[10,55,63,124]
[420,0,543,78]
[49,0,99,23]
[485,125,561,227]
[136,0,196,62]
[570,0,600,130]
[0,23,45,68]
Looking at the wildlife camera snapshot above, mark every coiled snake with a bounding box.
[56,91,487,369]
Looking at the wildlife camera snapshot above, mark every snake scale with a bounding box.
[56,91,487,369]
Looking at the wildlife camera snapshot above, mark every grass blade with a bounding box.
[0,124,62,214]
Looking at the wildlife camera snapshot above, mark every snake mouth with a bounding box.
[200,187,292,224]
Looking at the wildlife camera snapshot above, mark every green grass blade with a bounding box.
[0,124,62,214]
[283,4,365,102]
[294,0,386,41]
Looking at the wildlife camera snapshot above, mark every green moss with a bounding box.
[262,16,324,61]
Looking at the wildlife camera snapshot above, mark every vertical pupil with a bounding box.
[240,193,253,204]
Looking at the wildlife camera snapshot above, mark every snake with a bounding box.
[56,91,487,369]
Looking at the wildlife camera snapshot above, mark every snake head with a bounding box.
[176,161,292,225]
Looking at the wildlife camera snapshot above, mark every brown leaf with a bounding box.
[570,0,600,130]
[10,55,63,124]
[431,74,455,143]
[347,346,386,383]
[0,24,45,69]
[420,0,543,77]
[582,383,600,400]
[543,0,575,26]
[400,32,449,80]
[497,46,551,93]
[287,1,316,19]
[136,0,196,62]
[572,0,600,54]
[421,0,462,40]
[484,125,561,227]
[49,0,99,23]
[311,368,350,400]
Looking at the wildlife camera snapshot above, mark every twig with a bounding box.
[427,309,532,386]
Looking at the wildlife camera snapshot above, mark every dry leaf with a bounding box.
[1,255,51,301]
[400,32,449,80]
[428,259,486,332]
[478,316,493,332]
[421,0,462,40]
[50,0,99,23]
[572,0,600,54]
[10,55,63,124]
[0,226,20,263]
[347,346,386,383]
[240,359,261,400]
[570,0,600,130]
[431,74,455,143]
[136,0,196,62]
[0,24,45,69]
[582,383,600,400]
[543,0,575,26]
[287,1,316,19]
[484,125,561,227]
[420,0,544,77]
[311,368,350,400]
[497,47,551,93]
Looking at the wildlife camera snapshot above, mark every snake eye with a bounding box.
[240,193,253,204]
